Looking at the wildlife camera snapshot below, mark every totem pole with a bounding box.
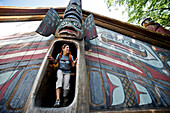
[36,0,97,40]
[141,17,170,35]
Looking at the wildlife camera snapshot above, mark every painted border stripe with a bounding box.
[86,55,144,76]
[0,69,22,100]
[0,34,34,43]
[0,34,24,40]
[108,42,140,55]
[93,46,122,56]
[85,51,144,75]
[0,53,46,63]
[0,46,48,56]
[0,49,48,59]
[91,50,136,68]
[2,42,46,49]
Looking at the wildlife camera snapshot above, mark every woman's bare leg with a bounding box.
[56,88,61,99]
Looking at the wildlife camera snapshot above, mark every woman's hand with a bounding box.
[74,58,78,63]
[47,55,54,61]
[48,55,58,64]
[72,57,78,67]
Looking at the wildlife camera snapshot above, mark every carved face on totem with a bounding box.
[55,18,83,40]
[55,3,83,40]
[36,0,97,41]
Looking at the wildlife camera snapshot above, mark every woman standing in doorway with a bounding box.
[48,44,78,107]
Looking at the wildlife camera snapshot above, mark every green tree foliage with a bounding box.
[105,0,170,28]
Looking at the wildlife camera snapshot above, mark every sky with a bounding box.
[0,0,128,22]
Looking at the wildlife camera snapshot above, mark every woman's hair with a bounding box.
[62,44,69,49]
[61,44,70,55]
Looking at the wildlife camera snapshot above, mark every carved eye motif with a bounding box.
[73,21,81,29]
[72,5,76,9]
[61,21,68,26]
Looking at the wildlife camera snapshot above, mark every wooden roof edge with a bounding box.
[0,6,66,9]
[0,6,169,50]
[82,10,170,41]
[0,6,66,16]
[83,10,170,50]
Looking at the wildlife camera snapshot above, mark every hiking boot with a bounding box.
[54,99,60,107]
[63,97,68,107]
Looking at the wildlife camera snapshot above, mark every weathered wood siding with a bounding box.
[0,21,54,113]
[85,26,170,112]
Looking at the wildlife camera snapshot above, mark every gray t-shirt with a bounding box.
[56,53,74,73]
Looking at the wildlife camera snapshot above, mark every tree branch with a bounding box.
[143,8,170,12]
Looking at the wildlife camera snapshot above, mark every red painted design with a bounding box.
[131,82,147,104]
[86,50,144,76]
[93,46,122,56]
[0,46,48,56]
[85,55,145,76]
[0,69,22,100]
[2,42,46,49]
[0,34,24,40]
[151,46,164,51]
[144,65,170,82]
[0,53,46,63]
[105,72,118,105]
[88,32,90,38]
[90,29,93,37]
[108,42,140,55]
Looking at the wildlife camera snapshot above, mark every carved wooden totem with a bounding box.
[36,0,97,40]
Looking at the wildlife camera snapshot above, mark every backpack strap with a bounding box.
[69,53,71,63]
[57,51,62,62]
[58,51,72,63]
[53,52,62,70]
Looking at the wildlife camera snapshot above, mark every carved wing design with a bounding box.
[36,8,60,36]
[84,14,98,40]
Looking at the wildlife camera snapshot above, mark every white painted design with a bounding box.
[133,82,152,105]
[86,51,143,74]
[0,49,48,59]
[90,34,163,68]
[167,61,170,67]
[107,72,125,105]
[0,70,18,85]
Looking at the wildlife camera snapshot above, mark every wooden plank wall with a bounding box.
[0,23,54,112]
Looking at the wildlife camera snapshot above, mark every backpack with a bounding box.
[57,51,72,63]
[53,51,72,70]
